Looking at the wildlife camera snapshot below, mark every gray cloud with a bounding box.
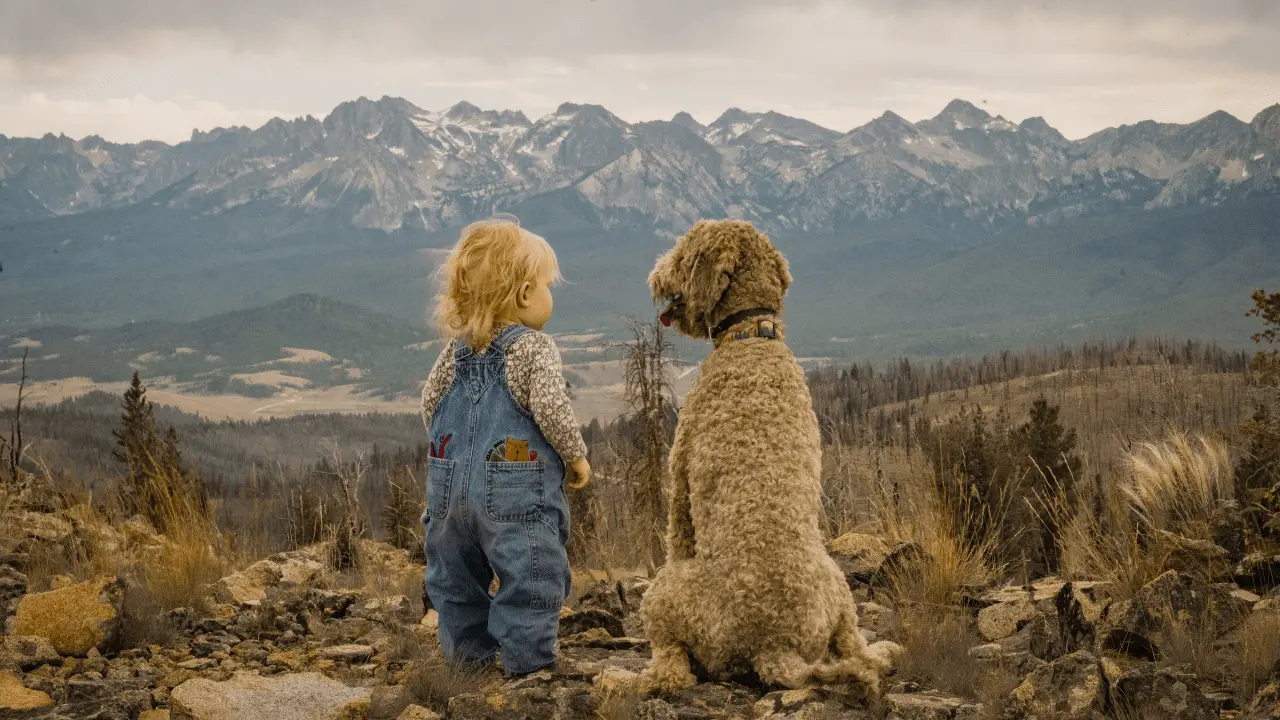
[0,0,1276,143]
[0,0,816,63]
[4,0,1275,65]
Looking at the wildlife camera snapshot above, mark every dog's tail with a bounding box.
[811,603,902,689]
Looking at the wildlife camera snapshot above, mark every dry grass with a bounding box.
[1051,432,1236,602]
[1123,433,1234,541]
[895,607,981,696]
[1157,605,1229,679]
[406,660,501,714]
[1238,612,1280,704]
[595,686,643,720]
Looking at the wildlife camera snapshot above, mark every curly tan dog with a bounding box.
[638,219,901,695]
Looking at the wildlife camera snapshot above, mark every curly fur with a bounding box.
[639,219,902,695]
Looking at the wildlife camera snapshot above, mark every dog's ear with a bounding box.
[685,226,740,327]
[769,239,792,294]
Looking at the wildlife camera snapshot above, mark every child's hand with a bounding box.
[566,458,592,489]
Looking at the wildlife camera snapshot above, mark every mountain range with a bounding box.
[2,96,1279,368]
[3,96,1278,233]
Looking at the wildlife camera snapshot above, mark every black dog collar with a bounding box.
[711,307,779,342]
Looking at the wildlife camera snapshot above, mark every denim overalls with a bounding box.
[422,323,572,675]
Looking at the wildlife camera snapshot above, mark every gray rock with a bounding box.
[0,635,61,671]
[170,671,372,720]
[317,644,376,662]
[1099,571,1250,660]
[1111,664,1217,720]
[977,599,1038,641]
[1009,650,1107,720]
[558,608,625,638]
[884,691,966,720]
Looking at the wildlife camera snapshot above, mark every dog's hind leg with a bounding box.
[811,603,901,694]
[640,642,697,695]
[754,648,818,689]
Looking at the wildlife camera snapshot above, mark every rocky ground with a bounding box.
[0,509,1277,720]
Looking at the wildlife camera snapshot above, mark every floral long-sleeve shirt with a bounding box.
[420,326,588,463]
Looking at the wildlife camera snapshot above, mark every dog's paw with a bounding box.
[637,666,697,696]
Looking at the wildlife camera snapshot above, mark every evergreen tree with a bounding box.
[112,372,161,475]
[1014,396,1082,573]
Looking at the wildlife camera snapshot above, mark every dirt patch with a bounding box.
[231,371,312,389]
[277,347,335,364]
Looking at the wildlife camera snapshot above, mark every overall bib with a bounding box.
[423,323,572,674]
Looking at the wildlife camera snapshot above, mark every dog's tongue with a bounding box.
[659,314,672,327]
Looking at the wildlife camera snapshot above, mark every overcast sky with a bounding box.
[1,0,1277,144]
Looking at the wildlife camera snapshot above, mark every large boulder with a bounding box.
[1054,581,1111,654]
[1236,553,1280,594]
[977,598,1039,642]
[1152,530,1234,581]
[1009,650,1107,720]
[1098,571,1250,660]
[1111,664,1217,720]
[0,670,54,711]
[826,533,890,586]
[170,671,372,720]
[10,576,125,657]
[211,553,326,607]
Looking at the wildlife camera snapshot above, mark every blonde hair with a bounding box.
[432,217,562,350]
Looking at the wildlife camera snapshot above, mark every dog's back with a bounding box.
[679,337,824,565]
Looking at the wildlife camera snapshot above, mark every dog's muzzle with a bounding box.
[658,296,684,327]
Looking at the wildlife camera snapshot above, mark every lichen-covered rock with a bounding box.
[397,706,441,720]
[826,533,890,586]
[754,686,876,719]
[558,608,625,638]
[855,602,898,638]
[1152,529,1233,581]
[0,634,61,671]
[1099,571,1250,660]
[1009,650,1107,720]
[0,565,27,620]
[1236,553,1280,594]
[0,670,55,710]
[10,576,125,657]
[977,599,1039,641]
[1053,581,1111,655]
[885,691,968,720]
[170,671,372,720]
[352,595,416,626]
[317,644,375,663]
[1111,664,1217,720]
[10,511,74,543]
[1245,663,1280,720]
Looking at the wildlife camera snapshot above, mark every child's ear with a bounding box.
[516,281,532,309]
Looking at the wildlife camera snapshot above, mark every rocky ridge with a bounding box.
[0,506,1277,719]
[2,98,1278,234]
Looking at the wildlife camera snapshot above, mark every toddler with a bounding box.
[421,217,591,677]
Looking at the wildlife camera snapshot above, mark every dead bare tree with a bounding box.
[320,439,369,571]
[610,317,679,575]
[1,350,30,491]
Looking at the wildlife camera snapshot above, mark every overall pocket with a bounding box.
[426,457,455,520]
[485,461,545,523]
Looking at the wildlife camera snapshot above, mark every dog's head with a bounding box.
[649,219,792,340]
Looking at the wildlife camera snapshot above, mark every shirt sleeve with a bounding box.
[507,332,588,463]
[421,339,456,430]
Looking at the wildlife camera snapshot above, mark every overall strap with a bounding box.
[492,323,535,353]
